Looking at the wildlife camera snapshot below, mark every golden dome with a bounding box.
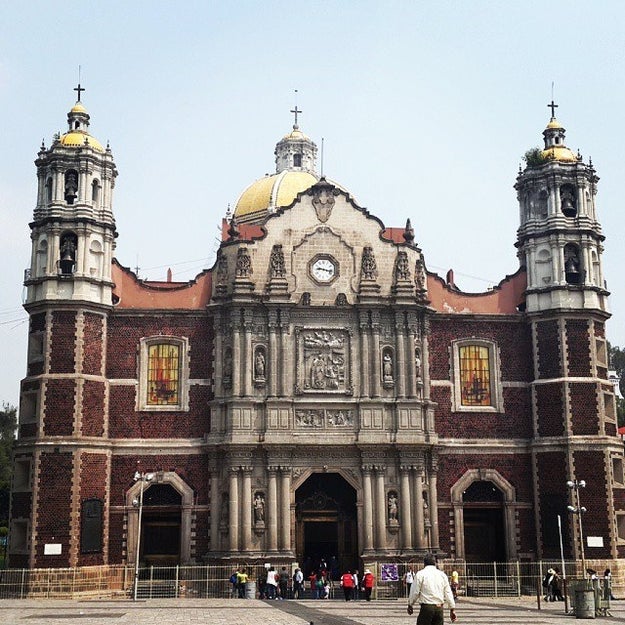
[282,127,310,141]
[546,117,563,129]
[70,101,88,115]
[541,146,577,163]
[235,170,318,220]
[59,131,105,153]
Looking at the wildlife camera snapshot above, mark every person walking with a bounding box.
[363,569,375,601]
[341,569,355,601]
[407,553,456,625]
[404,567,415,598]
[293,568,304,599]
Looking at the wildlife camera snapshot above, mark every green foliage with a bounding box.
[523,147,549,168]
[0,404,17,526]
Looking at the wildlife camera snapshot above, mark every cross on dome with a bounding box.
[291,104,302,129]
[74,82,85,102]
[548,99,558,119]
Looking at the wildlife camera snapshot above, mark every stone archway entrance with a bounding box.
[141,484,182,566]
[451,468,517,561]
[295,473,358,576]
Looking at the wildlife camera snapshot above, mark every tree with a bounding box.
[608,344,625,427]
[0,404,17,527]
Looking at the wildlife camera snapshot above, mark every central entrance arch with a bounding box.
[295,473,358,576]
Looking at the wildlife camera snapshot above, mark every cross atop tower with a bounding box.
[548,99,558,119]
[74,82,85,102]
[290,105,302,128]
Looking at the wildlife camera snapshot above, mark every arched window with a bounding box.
[560,184,577,217]
[46,177,53,203]
[59,231,77,275]
[564,243,582,284]
[89,239,103,277]
[451,339,503,412]
[138,337,189,411]
[36,238,48,277]
[91,179,101,205]
[293,153,302,167]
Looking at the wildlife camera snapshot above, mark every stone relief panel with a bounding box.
[295,408,354,428]
[295,328,353,395]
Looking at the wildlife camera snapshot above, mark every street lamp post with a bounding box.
[133,471,154,601]
[567,479,587,579]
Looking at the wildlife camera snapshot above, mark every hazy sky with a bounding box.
[1,1,624,406]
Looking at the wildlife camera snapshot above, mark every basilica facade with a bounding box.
[8,92,625,572]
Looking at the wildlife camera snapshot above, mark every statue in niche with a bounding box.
[254,492,265,524]
[395,251,411,281]
[361,246,378,280]
[311,353,326,389]
[254,349,266,380]
[335,293,347,306]
[269,244,286,278]
[235,247,252,278]
[383,352,394,383]
[216,254,228,284]
[220,493,229,526]
[301,292,311,306]
[415,348,422,379]
[302,330,347,391]
[415,258,426,291]
[388,493,399,524]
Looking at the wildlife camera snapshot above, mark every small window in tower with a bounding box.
[564,243,581,285]
[46,177,53,203]
[92,180,100,204]
[294,153,302,167]
[59,232,77,275]
[75,121,80,129]
[64,169,78,204]
[560,184,577,217]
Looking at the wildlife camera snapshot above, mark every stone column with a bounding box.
[243,310,253,397]
[371,311,382,397]
[399,466,412,552]
[232,317,241,397]
[395,312,406,398]
[359,311,370,398]
[414,466,426,550]
[267,467,278,552]
[279,467,291,552]
[362,466,374,552]
[209,466,220,553]
[375,466,387,551]
[428,454,440,550]
[79,168,88,203]
[241,467,252,552]
[279,311,290,397]
[268,310,279,397]
[407,316,419,398]
[213,313,223,399]
[421,321,431,403]
[228,467,239,552]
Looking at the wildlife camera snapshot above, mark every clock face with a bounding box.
[311,257,337,283]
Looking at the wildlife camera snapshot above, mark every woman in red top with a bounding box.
[341,570,355,601]
[363,569,375,601]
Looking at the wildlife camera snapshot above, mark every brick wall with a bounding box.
[536,320,561,379]
[78,453,109,566]
[570,382,599,435]
[536,383,564,437]
[83,312,104,375]
[566,320,591,377]
[81,380,105,437]
[35,452,74,567]
[49,311,76,373]
[43,379,76,436]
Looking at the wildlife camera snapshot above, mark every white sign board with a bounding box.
[586,536,604,548]
[44,543,62,555]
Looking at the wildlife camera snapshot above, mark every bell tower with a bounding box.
[516,105,619,563]
[26,85,117,306]
[12,86,117,568]
[515,103,608,313]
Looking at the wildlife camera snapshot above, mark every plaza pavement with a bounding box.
[0,596,624,625]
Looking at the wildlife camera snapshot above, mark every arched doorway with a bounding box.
[451,468,517,561]
[462,481,505,562]
[141,484,182,566]
[295,473,358,576]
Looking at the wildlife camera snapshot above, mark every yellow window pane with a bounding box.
[459,345,491,406]
[147,343,180,405]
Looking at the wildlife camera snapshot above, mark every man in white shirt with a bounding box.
[407,553,456,625]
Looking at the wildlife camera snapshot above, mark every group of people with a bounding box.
[340,569,375,601]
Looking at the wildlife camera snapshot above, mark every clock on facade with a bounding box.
[310,255,338,283]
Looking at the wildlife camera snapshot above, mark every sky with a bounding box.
[1,0,624,406]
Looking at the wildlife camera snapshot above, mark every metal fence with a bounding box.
[0,560,615,601]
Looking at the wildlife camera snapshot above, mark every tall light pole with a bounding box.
[133,471,154,601]
[567,479,587,578]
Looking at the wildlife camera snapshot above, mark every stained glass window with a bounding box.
[147,343,180,405]
[459,344,491,406]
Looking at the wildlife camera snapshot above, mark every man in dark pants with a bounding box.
[407,553,456,625]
